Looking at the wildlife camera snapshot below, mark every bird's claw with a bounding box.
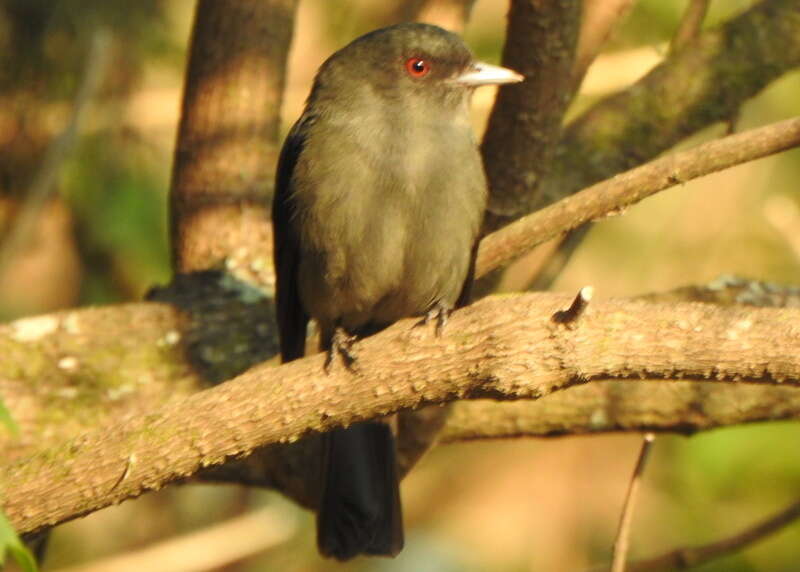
[325,327,359,372]
[423,302,451,337]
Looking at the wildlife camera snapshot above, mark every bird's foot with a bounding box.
[421,301,451,337]
[325,327,359,373]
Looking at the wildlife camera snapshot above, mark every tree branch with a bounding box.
[625,499,800,571]
[497,0,800,292]
[4,292,800,534]
[476,116,800,278]
[670,0,710,55]
[400,0,478,32]
[53,506,295,572]
[572,0,636,88]
[544,0,800,204]
[6,278,796,457]
[439,380,800,442]
[169,0,297,282]
[481,0,581,230]
[0,28,110,277]
[612,433,655,572]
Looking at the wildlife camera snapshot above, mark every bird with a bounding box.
[272,22,523,561]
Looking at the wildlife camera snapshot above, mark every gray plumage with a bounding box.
[272,22,521,560]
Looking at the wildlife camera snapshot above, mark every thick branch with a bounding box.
[5,279,795,454]
[4,293,800,533]
[481,0,581,229]
[440,381,800,442]
[170,0,297,280]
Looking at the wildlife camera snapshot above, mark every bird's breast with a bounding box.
[294,116,486,329]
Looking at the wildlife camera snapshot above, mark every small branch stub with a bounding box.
[111,454,136,492]
[552,286,594,327]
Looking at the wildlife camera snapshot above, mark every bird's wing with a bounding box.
[272,114,313,362]
[454,237,479,309]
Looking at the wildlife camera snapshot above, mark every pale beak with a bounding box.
[454,62,524,87]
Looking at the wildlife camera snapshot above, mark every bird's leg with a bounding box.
[422,301,451,337]
[324,326,359,373]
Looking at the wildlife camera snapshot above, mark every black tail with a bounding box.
[317,421,403,560]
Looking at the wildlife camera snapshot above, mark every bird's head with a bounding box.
[308,23,523,116]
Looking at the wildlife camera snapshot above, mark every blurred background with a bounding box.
[2,0,800,570]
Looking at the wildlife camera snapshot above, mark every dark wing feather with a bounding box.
[454,237,480,309]
[273,116,405,559]
[272,115,313,362]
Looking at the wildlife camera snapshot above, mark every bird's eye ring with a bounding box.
[405,57,430,78]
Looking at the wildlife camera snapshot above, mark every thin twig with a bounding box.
[413,0,477,32]
[572,0,636,87]
[476,116,800,279]
[611,433,656,572]
[526,228,588,291]
[627,499,800,571]
[52,506,296,572]
[670,0,710,54]
[763,195,800,261]
[726,107,741,135]
[0,28,110,277]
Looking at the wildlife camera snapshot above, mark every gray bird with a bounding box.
[272,22,522,560]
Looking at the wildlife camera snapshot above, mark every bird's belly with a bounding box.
[294,124,485,333]
[297,215,473,333]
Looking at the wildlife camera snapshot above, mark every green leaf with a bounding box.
[0,399,18,436]
[0,510,37,572]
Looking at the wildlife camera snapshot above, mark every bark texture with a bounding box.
[5,292,800,534]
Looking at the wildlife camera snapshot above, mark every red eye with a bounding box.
[405,57,430,78]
